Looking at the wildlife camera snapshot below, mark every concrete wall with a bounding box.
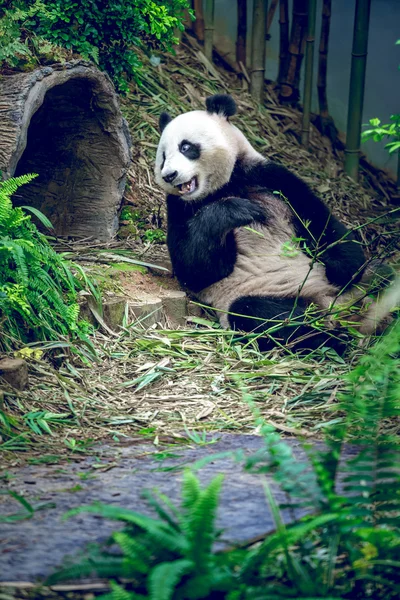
[208,0,399,179]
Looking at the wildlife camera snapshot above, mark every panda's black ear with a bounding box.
[206,94,237,119]
[159,112,172,133]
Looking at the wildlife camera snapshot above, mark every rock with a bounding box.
[103,297,128,329]
[129,299,163,328]
[0,61,131,241]
[0,358,28,390]
[117,223,138,239]
[162,291,187,327]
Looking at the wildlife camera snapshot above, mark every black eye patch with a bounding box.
[179,139,201,160]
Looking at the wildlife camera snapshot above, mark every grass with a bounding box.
[0,312,387,462]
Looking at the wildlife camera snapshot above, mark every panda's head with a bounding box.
[155,95,246,201]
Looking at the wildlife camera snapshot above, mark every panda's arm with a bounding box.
[167,196,267,292]
[253,161,366,286]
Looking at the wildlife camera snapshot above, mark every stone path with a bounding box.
[0,434,341,583]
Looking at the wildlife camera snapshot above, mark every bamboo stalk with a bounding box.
[250,0,268,103]
[204,0,215,61]
[278,0,289,84]
[301,0,317,147]
[317,0,331,122]
[236,0,247,67]
[193,0,205,42]
[279,0,308,104]
[344,0,372,181]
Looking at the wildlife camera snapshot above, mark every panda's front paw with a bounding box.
[227,197,268,226]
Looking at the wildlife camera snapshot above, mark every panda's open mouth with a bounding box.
[177,176,198,195]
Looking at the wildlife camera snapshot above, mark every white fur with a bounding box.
[155,110,262,201]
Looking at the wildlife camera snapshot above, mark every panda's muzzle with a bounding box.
[177,176,198,195]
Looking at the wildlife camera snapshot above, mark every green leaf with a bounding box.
[148,559,193,600]
[21,205,54,229]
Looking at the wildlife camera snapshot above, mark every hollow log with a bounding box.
[0,61,132,241]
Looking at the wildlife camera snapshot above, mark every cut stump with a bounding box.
[0,358,28,390]
[0,61,131,241]
[129,299,164,328]
[162,291,187,327]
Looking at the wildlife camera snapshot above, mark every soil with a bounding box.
[118,269,181,301]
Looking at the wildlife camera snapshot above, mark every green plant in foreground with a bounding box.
[48,320,400,599]
[0,174,89,351]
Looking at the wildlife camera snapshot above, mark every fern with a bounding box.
[0,174,96,351]
[340,319,400,527]
[148,559,193,600]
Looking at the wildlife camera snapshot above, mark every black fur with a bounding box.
[159,112,172,132]
[206,94,237,118]
[167,195,267,292]
[228,296,346,353]
[180,139,201,160]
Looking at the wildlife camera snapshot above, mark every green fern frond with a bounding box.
[148,559,193,600]
[98,581,145,600]
[181,469,201,512]
[340,320,400,526]
[112,532,149,573]
[182,471,224,569]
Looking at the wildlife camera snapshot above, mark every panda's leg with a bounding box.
[228,295,345,352]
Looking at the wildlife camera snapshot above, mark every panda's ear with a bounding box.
[206,94,237,119]
[159,112,172,133]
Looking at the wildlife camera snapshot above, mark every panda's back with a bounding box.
[198,191,339,327]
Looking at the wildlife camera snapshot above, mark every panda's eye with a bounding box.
[179,140,201,160]
[180,142,191,154]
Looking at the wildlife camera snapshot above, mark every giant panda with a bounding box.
[154,94,389,351]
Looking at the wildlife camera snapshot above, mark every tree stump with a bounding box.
[0,61,131,241]
[0,358,28,390]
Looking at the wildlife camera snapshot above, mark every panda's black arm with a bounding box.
[251,161,366,286]
[167,196,267,292]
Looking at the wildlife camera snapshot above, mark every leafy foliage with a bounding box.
[0,174,89,351]
[361,39,400,180]
[362,115,400,156]
[48,320,400,599]
[0,0,193,91]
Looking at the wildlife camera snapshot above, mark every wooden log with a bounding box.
[0,61,131,241]
[0,358,28,390]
